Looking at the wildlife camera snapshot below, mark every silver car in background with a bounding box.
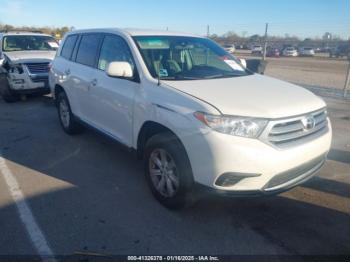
[223,44,236,54]
[282,47,298,57]
[299,47,315,57]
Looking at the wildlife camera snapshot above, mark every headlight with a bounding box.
[9,64,24,74]
[194,112,268,138]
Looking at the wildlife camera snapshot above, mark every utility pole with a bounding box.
[344,58,350,98]
[262,23,269,61]
[207,25,210,37]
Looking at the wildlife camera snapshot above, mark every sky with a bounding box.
[0,0,349,39]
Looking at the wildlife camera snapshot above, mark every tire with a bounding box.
[2,92,19,103]
[144,132,194,209]
[0,77,19,103]
[56,91,84,135]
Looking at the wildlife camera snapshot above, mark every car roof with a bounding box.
[66,28,203,38]
[0,31,52,37]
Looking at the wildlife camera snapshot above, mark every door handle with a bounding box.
[90,79,98,87]
[87,79,97,91]
[64,69,71,75]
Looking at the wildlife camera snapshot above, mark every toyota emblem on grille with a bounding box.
[301,116,316,130]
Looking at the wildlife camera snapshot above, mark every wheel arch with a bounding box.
[54,84,65,99]
[136,121,185,160]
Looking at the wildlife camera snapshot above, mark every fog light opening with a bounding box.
[215,172,261,187]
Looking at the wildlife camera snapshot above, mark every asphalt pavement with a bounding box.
[0,93,349,258]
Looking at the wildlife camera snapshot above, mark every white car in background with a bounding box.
[251,45,263,55]
[282,47,298,57]
[0,32,58,102]
[50,28,332,208]
[299,47,315,57]
[223,44,236,53]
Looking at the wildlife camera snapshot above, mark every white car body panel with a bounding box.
[4,51,56,64]
[49,28,332,194]
[163,74,325,118]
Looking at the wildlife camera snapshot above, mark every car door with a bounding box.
[73,33,103,122]
[87,34,139,147]
[53,34,80,113]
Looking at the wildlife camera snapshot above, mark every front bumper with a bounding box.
[182,120,332,194]
[7,72,50,95]
[196,155,325,197]
[10,87,50,95]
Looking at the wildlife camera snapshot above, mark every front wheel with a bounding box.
[144,132,194,209]
[57,91,84,135]
[0,77,19,103]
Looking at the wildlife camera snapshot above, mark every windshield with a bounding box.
[2,35,58,52]
[133,36,249,80]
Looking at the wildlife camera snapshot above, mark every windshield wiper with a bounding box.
[204,73,244,79]
[177,76,202,80]
[162,76,202,80]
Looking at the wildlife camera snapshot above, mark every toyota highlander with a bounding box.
[49,29,332,208]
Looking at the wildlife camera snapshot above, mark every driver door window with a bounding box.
[98,35,135,72]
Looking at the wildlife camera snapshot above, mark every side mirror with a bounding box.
[106,62,133,79]
[246,59,268,74]
[239,58,247,68]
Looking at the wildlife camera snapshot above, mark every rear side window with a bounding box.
[76,34,101,67]
[61,35,78,60]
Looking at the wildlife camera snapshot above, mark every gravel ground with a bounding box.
[265,57,349,91]
[236,51,350,91]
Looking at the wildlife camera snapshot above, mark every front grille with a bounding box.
[264,154,326,190]
[267,110,328,148]
[25,63,50,74]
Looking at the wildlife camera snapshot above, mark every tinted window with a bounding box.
[98,35,135,71]
[76,34,101,67]
[61,35,78,60]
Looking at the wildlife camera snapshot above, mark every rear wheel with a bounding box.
[57,91,84,135]
[144,132,194,209]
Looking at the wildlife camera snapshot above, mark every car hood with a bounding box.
[163,74,326,119]
[4,51,56,64]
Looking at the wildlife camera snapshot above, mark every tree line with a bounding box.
[0,24,74,39]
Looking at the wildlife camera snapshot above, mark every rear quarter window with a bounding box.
[61,35,78,60]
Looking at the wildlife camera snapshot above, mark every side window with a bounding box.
[76,34,101,67]
[98,35,135,71]
[61,35,78,60]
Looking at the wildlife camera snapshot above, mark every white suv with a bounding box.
[49,29,332,208]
